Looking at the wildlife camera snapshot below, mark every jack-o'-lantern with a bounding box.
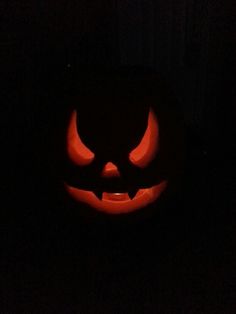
[63,69,184,215]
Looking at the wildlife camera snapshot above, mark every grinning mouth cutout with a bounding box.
[65,180,168,215]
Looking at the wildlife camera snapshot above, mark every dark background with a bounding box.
[1,1,236,313]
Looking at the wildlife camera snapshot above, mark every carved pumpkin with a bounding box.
[63,69,184,215]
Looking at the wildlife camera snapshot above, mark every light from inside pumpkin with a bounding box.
[67,110,95,166]
[64,107,168,215]
[65,181,167,214]
[129,108,159,168]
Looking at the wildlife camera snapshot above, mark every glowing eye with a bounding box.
[129,108,159,168]
[67,110,95,166]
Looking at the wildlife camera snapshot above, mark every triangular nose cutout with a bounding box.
[101,162,120,178]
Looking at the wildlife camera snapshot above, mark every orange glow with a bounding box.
[67,110,95,166]
[129,108,159,168]
[65,180,168,215]
[101,162,120,178]
[65,108,167,214]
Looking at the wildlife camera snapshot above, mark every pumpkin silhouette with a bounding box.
[63,68,184,215]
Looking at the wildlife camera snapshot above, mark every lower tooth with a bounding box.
[103,192,129,201]
[128,190,137,199]
[94,191,103,200]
